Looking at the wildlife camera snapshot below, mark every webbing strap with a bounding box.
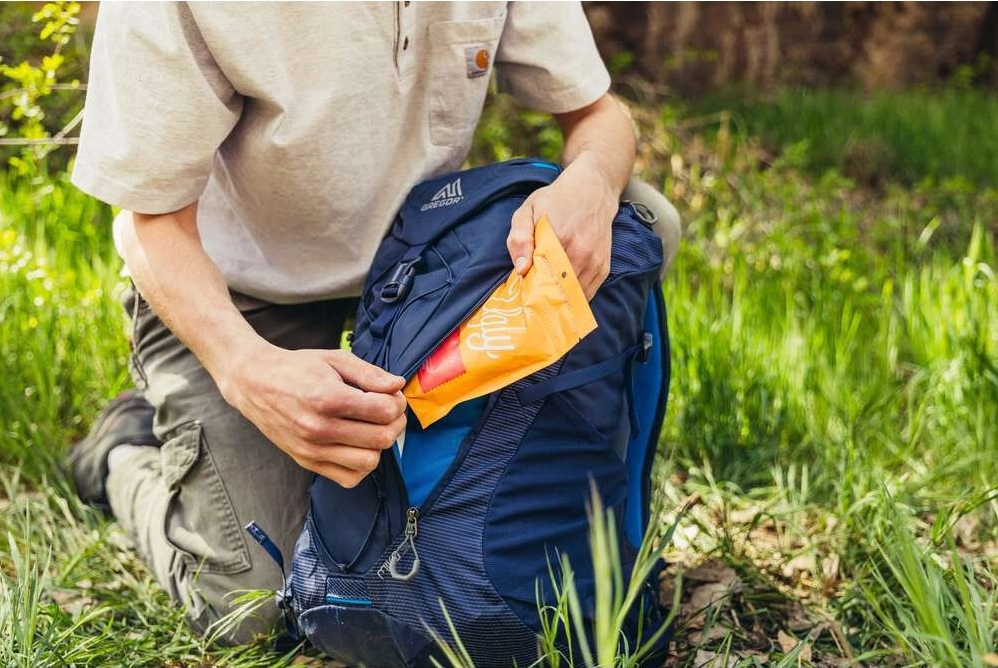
[244,521,301,646]
[245,521,285,571]
[515,341,643,406]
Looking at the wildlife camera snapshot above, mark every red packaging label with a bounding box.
[416,328,466,392]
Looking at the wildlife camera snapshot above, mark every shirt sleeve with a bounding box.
[493,2,611,115]
[71,2,243,214]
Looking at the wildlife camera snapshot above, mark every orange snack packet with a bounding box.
[404,216,597,427]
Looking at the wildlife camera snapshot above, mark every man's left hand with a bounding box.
[506,155,619,300]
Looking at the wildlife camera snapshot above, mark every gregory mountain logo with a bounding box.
[420,178,464,211]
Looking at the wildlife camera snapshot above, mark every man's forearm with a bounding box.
[505,93,636,297]
[556,94,636,196]
[119,202,266,398]
[118,202,408,487]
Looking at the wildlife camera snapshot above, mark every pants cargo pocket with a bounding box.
[160,421,251,575]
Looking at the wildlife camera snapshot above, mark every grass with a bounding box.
[0,177,127,481]
[684,87,998,187]
[859,492,998,667]
[1,87,997,666]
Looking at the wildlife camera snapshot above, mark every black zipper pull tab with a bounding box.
[386,507,420,581]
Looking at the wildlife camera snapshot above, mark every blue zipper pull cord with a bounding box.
[245,521,285,572]
[244,521,301,646]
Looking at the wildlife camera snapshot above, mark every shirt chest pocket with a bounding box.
[426,14,506,148]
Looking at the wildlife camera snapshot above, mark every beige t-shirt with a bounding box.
[72,1,611,303]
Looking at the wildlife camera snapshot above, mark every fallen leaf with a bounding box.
[821,552,841,586]
[782,554,816,579]
[952,511,980,550]
[786,602,813,632]
[660,582,676,607]
[290,656,326,667]
[777,630,797,653]
[777,630,814,665]
[49,589,96,616]
[684,559,739,585]
[685,582,735,629]
[693,649,738,668]
[692,621,731,645]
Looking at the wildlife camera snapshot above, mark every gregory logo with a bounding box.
[420,178,464,211]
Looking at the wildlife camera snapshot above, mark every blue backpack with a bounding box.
[247,159,671,667]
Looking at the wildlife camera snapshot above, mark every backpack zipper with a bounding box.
[384,507,420,580]
[394,210,635,379]
[378,391,501,581]
[397,272,508,380]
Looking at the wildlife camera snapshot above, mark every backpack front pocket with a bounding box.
[307,453,408,574]
[299,603,435,668]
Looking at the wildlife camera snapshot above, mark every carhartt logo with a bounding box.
[420,178,464,211]
[465,45,491,78]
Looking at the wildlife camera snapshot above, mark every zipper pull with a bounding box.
[386,507,420,581]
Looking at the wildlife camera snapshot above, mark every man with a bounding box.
[68,1,680,642]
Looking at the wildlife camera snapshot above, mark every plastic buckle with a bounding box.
[380,260,418,304]
[640,332,653,363]
[275,588,291,610]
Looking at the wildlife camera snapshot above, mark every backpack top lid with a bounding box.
[393,159,561,246]
[351,159,563,376]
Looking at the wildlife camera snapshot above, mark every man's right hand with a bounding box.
[220,345,407,488]
[121,202,407,489]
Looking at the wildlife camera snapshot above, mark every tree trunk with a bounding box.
[584,2,996,93]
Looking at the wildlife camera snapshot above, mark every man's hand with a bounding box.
[121,203,407,489]
[505,93,636,300]
[220,345,407,488]
[507,156,619,299]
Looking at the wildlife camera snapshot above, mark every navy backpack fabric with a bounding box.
[274,159,671,667]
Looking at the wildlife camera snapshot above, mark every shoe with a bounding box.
[67,389,160,513]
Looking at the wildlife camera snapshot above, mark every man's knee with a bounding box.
[622,176,682,276]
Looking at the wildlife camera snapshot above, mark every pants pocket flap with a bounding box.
[161,421,201,489]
